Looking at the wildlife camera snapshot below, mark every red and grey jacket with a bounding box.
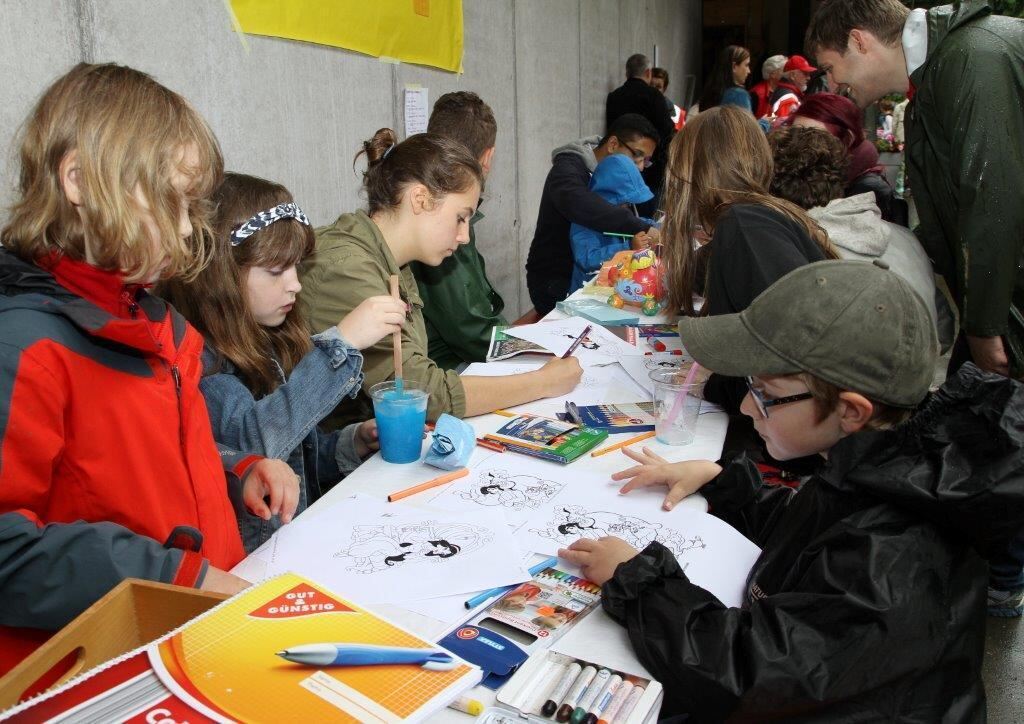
[0,250,249,675]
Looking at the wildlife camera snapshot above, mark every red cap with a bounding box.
[784,55,817,73]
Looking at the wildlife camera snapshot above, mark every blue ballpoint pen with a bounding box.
[463,556,559,609]
[276,643,457,670]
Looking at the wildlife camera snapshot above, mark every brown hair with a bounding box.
[662,105,837,315]
[160,173,314,397]
[699,45,751,111]
[651,67,670,89]
[427,91,497,160]
[1,63,223,284]
[356,129,483,216]
[767,126,848,210]
[800,373,912,429]
[805,0,910,56]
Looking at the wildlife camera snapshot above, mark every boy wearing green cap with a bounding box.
[560,259,1024,721]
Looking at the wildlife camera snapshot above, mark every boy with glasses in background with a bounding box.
[561,259,1024,720]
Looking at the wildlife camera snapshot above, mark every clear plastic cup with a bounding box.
[369,381,429,464]
[649,369,703,445]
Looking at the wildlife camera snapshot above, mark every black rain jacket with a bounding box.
[603,364,1024,722]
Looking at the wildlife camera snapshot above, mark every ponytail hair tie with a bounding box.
[382,143,397,160]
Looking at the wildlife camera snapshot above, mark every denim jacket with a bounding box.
[200,327,365,552]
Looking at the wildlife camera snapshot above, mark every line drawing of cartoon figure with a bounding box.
[643,357,684,370]
[562,333,600,350]
[335,521,492,574]
[530,506,707,558]
[459,469,564,511]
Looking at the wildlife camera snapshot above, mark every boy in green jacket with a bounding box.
[411,91,507,370]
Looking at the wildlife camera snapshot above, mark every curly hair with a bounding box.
[767,126,848,210]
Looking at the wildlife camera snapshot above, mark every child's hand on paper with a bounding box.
[242,458,300,523]
[337,295,407,350]
[611,447,722,511]
[558,537,639,586]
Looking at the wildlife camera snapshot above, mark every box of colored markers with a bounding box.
[479,651,661,724]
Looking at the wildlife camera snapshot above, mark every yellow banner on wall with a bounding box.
[229,0,463,72]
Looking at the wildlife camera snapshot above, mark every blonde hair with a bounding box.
[1,63,223,284]
[661,105,837,315]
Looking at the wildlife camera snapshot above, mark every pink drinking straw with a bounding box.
[665,362,702,425]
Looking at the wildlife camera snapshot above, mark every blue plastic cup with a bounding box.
[369,381,429,464]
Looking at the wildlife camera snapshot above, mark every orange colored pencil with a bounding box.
[590,430,657,457]
[387,468,469,502]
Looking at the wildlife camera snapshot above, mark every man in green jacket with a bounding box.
[411,91,507,370]
[807,0,1024,616]
[807,0,1024,379]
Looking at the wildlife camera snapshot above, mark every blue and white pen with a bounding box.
[276,643,457,670]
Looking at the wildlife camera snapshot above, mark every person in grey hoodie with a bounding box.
[525,114,659,315]
[769,125,955,351]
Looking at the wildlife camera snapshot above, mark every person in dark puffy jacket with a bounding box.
[561,260,1024,721]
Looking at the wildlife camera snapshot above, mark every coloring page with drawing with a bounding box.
[263,495,531,605]
[422,456,579,532]
[518,483,762,608]
[501,317,642,366]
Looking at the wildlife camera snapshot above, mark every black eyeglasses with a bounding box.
[745,377,814,419]
[622,142,653,169]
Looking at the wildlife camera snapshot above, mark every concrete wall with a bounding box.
[0,0,701,316]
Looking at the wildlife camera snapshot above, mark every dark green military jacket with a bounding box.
[906,1,1024,374]
[411,209,508,370]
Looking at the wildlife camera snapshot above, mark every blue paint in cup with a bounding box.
[369,381,429,464]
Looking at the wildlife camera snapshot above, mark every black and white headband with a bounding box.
[230,203,311,246]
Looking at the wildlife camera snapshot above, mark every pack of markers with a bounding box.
[477,651,662,724]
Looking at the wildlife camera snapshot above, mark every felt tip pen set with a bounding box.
[481,651,662,724]
[438,567,603,691]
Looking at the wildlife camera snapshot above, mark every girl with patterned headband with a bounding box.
[162,172,407,552]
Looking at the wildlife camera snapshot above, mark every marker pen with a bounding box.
[555,665,596,723]
[570,668,610,724]
[597,681,633,724]
[543,661,582,717]
[528,660,569,715]
[518,658,556,713]
[612,685,645,724]
[583,674,622,724]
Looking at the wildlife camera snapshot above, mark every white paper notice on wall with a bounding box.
[404,86,429,137]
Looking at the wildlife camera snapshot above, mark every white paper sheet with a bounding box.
[518,483,762,608]
[617,353,692,397]
[502,317,642,366]
[421,455,577,532]
[404,86,429,136]
[263,495,531,605]
[462,361,649,407]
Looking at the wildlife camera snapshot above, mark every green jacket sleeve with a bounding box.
[936,28,1024,337]
[413,234,507,369]
[304,250,466,421]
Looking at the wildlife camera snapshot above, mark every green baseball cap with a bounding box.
[678,260,939,407]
